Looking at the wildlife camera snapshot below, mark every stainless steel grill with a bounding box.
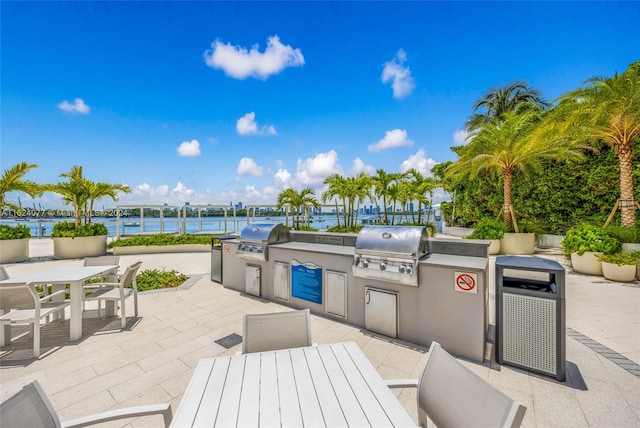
[352,225,430,286]
[237,223,290,261]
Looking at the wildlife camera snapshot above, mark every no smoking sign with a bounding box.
[454,272,478,294]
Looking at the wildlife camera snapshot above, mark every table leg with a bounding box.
[70,280,83,341]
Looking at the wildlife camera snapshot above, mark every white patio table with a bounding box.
[0,265,118,341]
[171,341,415,427]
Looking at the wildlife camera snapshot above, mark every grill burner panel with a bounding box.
[353,226,430,286]
[237,223,290,262]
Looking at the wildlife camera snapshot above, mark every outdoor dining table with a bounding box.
[0,265,119,341]
[171,341,415,427]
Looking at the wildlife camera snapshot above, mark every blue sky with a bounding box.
[2,1,639,210]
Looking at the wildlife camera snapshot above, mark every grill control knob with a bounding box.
[362,260,369,268]
[379,262,387,270]
[406,266,412,274]
[398,265,406,273]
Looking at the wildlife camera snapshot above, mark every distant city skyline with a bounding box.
[2,1,638,210]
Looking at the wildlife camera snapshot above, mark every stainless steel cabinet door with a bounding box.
[273,262,289,301]
[245,265,261,297]
[365,287,398,338]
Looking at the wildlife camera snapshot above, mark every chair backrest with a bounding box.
[84,255,120,267]
[242,309,312,353]
[0,381,62,428]
[120,261,143,288]
[417,342,527,428]
[0,278,38,311]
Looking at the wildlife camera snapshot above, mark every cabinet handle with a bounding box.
[365,290,370,304]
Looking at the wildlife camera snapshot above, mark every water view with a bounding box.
[1,215,344,238]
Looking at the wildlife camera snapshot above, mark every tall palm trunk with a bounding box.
[503,168,516,231]
[615,143,636,227]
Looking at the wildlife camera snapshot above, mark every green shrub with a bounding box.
[326,225,362,233]
[51,222,108,238]
[109,233,216,248]
[604,225,640,244]
[596,252,640,266]
[468,218,506,240]
[561,225,622,256]
[0,224,31,240]
[134,269,189,291]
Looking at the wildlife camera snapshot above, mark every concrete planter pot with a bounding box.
[570,251,603,276]
[622,243,640,280]
[53,235,107,259]
[602,262,637,282]
[537,234,565,249]
[488,239,501,255]
[500,233,535,255]
[442,225,474,238]
[0,238,29,263]
[112,244,210,255]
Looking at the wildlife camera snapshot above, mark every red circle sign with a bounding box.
[223,243,230,254]
[456,273,476,291]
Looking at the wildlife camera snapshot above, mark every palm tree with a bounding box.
[85,181,131,224]
[276,187,319,230]
[466,81,549,132]
[49,166,131,227]
[322,174,348,227]
[371,169,398,224]
[447,108,590,230]
[555,62,640,227]
[0,162,43,212]
[344,173,371,227]
[406,169,438,224]
[49,166,87,227]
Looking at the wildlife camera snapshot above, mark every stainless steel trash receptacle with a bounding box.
[211,235,236,283]
[495,256,566,381]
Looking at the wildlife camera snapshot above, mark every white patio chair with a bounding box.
[0,380,172,428]
[82,255,120,312]
[0,279,70,358]
[242,308,313,354]
[83,261,141,329]
[385,341,527,428]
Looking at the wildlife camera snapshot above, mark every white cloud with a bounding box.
[57,98,90,114]
[453,129,471,145]
[204,35,304,80]
[236,112,277,136]
[399,149,437,176]
[349,157,375,176]
[368,129,414,152]
[176,139,201,157]
[237,157,263,176]
[274,168,293,189]
[381,49,415,99]
[296,150,343,186]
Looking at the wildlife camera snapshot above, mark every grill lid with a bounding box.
[239,223,290,244]
[354,225,429,258]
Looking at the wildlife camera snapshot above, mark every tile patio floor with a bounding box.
[0,239,639,427]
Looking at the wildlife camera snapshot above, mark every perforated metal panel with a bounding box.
[503,293,557,375]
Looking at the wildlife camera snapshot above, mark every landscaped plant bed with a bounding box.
[109,234,216,255]
[135,268,189,291]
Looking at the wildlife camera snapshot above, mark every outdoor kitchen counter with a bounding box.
[271,241,354,256]
[222,235,489,362]
[422,253,487,270]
